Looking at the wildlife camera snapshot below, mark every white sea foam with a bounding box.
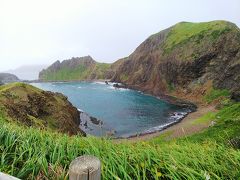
[107,86,115,90]
[106,86,129,91]
[92,81,106,85]
[77,108,84,112]
[118,88,129,91]
[169,112,187,120]
[144,122,176,133]
[144,111,188,134]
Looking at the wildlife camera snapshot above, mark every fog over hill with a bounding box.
[4,65,47,80]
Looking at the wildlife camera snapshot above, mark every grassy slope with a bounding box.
[162,20,235,54]
[0,108,240,180]
[42,62,111,81]
[0,86,239,179]
[0,83,83,135]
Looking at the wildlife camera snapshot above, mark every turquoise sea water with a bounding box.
[31,82,190,137]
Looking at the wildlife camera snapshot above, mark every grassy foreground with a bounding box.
[0,101,240,179]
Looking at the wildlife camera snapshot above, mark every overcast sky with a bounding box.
[0,0,239,72]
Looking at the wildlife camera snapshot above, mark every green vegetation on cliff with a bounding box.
[163,21,235,53]
[112,20,240,101]
[39,56,111,81]
[0,83,85,135]
[204,88,231,103]
[41,62,110,81]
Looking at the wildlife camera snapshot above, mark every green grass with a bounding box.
[0,118,240,179]
[0,82,40,93]
[0,100,240,179]
[204,88,231,103]
[182,102,240,144]
[42,63,111,81]
[163,20,236,54]
[191,112,217,125]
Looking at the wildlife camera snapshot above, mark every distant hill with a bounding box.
[39,56,111,81]
[0,73,19,83]
[6,64,47,80]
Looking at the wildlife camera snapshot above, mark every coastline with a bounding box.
[107,82,217,141]
[25,79,111,83]
[30,80,202,139]
[120,105,217,141]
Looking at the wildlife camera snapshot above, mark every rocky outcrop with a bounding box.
[0,83,86,136]
[111,21,240,102]
[39,56,111,81]
[0,73,19,83]
[38,20,240,103]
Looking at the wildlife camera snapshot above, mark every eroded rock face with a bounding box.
[0,83,86,136]
[111,21,240,100]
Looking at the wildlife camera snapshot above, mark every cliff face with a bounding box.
[111,21,240,101]
[0,73,19,83]
[38,20,240,103]
[39,56,111,81]
[0,83,86,136]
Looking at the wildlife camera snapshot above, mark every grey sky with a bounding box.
[0,0,239,71]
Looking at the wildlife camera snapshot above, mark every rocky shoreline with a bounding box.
[109,81,199,139]
[116,111,190,139]
[111,81,197,111]
[31,80,198,138]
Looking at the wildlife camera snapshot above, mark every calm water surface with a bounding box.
[31,82,189,137]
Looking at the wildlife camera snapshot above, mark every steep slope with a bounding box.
[0,73,19,83]
[0,83,85,135]
[111,20,240,103]
[39,56,111,81]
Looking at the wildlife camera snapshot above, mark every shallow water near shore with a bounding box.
[31,82,190,137]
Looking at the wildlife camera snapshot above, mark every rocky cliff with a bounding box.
[111,21,240,103]
[0,73,19,83]
[0,83,86,135]
[39,56,111,81]
[38,20,240,103]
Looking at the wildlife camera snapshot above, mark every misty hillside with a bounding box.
[5,65,47,80]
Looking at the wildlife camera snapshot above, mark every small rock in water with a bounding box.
[113,83,126,89]
[90,117,103,125]
[106,130,116,136]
